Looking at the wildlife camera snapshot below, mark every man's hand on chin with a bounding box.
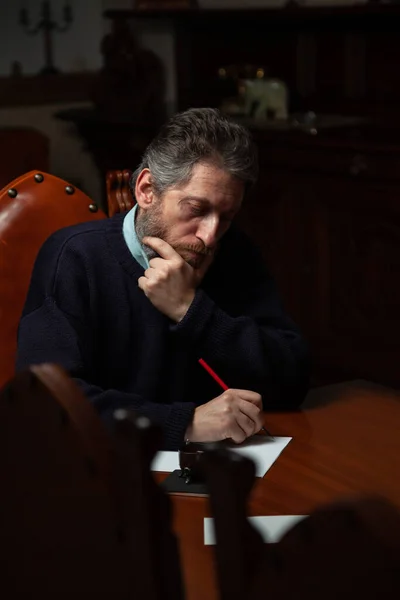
[137,237,212,322]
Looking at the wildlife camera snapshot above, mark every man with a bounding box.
[16,108,310,450]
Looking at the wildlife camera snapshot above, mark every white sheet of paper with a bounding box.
[223,436,292,477]
[151,436,292,478]
[204,515,307,545]
[151,451,180,473]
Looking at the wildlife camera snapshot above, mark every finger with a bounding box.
[238,399,262,431]
[143,265,164,280]
[148,257,168,269]
[236,411,256,438]
[142,237,181,261]
[233,389,263,409]
[224,390,262,413]
[238,400,263,435]
[138,276,148,292]
[227,419,248,444]
[242,408,263,435]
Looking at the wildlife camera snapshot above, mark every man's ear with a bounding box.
[135,169,155,209]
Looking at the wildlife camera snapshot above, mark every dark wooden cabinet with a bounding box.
[101,5,400,386]
[311,177,400,386]
[240,129,400,387]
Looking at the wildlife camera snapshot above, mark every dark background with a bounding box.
[2,0,400,388]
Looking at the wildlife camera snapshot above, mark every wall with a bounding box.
[0,1,108,204]
[102,0,176,112]
[1,0,365,202]
[0,0,178,202]
[1,0,104,76]
[130,18,176,113]
[0,102,102,203]
[102,1,367,115]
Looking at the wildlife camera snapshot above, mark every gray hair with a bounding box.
[129,107,258,199]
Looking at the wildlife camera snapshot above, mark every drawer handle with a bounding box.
[349,154,367,176]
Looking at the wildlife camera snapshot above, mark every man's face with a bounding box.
[135,162,244,269]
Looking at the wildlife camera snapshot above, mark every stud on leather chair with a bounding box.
[0,171,107,389]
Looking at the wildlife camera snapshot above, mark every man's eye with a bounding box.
[189,206,204,216]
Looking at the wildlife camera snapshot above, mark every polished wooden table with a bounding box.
[159,381,400,600]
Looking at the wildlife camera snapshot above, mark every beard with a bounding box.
[135,201,167,261]
[135,202,214,269]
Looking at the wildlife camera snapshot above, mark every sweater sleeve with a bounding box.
[169,234,310,410]
[16,232,195,451]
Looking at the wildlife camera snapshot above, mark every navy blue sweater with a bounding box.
[16,214,310,449]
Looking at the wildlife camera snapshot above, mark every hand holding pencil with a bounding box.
[198,359,274,439]
[184,358,271,445]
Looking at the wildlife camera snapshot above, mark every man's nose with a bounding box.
[196,216,219,248]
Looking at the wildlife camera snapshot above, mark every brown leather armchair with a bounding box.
[106,168,134,216]
[0,170,106,389]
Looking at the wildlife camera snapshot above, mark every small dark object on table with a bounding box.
[179,442,207,484]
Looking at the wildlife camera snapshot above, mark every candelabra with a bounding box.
[19,1,73,75]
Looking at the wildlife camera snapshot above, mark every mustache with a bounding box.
[179,243,215,256]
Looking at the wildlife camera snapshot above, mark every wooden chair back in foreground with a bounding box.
[202,447,400,600]
[106,169,134,217]
[0,171,106,389]
[113,409,185,600]
[0,364,184,600]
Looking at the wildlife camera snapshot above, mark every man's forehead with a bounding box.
[160,163,244,207]
[189,163,239,184]
[181,169,243,194]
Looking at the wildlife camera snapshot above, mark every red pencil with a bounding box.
[198,358,273,438]
[198,358,228,391]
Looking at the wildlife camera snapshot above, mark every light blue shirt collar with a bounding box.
[122,204,149,269]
